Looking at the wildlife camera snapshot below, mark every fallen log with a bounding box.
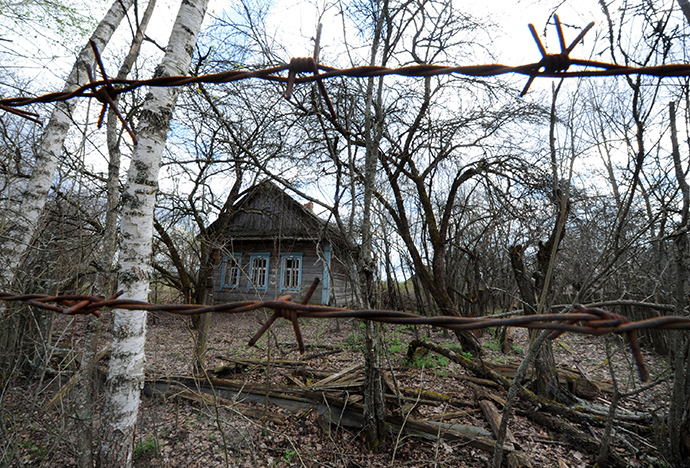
[166,384,286,424]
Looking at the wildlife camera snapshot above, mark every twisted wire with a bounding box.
[2,283,688,382]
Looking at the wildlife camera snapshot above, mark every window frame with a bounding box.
[248,253,270,291]
[280,252,303,291]
[321,241,331,305]
[220,253,242,289]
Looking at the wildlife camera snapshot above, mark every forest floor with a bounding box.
[2,309,673,467]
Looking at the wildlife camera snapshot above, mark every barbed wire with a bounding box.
[2,278,689,382]
[3,15,690,145]
[2,15,689,385]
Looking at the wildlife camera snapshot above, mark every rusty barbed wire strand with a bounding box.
[2,280,690,382]
[3,15,690,143]
[3,57,684,108]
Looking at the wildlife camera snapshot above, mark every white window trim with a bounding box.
[220,253,242,289]
[248,253,270,291]
[280,253,303,291]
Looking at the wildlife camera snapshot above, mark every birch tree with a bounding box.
[74,3,158,467]
[0,0,133,288]
[99,1,210,466]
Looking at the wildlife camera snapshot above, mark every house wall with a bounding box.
[212,238,355,306]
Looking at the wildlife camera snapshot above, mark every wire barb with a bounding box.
[86,40,138,145]
[0,104,42,125]
[520,15,595,96]
[247,277,322,354]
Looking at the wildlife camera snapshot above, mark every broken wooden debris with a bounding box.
[406,338,656,463]
[166,384,286,424]
[144,376,509,456]
[308,363,363,389]
[137,334,659,465]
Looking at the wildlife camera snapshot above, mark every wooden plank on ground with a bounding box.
[167,384,286,424]
[309,363,363,389]
[478,399,533,468]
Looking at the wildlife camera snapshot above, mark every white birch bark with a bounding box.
[99,1,210,466]
[74,3,158,468]
[0,0,133,288]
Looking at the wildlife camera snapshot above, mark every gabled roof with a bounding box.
[209,180,351,246]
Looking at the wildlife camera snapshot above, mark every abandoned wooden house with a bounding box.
[209,180,358,306]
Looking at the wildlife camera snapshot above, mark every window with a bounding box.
[248,253,270,290]
[221,254,242,289]
[280,253,303,290]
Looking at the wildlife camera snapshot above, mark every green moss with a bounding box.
[134,436,159,455]
[409,353,449,370]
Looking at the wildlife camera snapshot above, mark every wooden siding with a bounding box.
[210,181,359,307]
[213,239,356,306]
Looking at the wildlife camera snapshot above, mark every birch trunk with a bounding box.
[99,1,209,466]
[74,3,157,467]
[0,0,133,288]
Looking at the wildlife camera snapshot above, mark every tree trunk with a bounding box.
[359,0,388,449]
[363,321,387,451]
[508,81,572,400]
[193,277,214,372]
[74,315,100,468]
[75,3,157,466]
[667,101,690,466]
[509,244,560,399]
[99,1,209,466]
